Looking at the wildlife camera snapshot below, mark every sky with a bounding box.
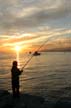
[0,0,71,53]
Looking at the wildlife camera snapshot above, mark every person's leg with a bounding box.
[16,85,20,97]
[12,85,16,97]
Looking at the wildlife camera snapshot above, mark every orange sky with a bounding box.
[0,0,71,54]
[0,29,71,53]
[0,36,71,54]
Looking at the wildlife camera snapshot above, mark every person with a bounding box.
[11,61,23,98]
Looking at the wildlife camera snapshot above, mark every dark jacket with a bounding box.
[11,66,22,87]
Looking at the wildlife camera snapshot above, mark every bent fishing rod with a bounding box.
[21,34,61,70]
[21,35,55,70]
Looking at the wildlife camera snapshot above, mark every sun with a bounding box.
[15,46,21,51]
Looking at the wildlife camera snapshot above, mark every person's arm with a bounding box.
[17,68,23,75]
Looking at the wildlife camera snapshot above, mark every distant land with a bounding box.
[41,48,71,52]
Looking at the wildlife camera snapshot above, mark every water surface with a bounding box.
[0,52,71,100]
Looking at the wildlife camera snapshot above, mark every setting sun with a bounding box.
[15,46,21,52]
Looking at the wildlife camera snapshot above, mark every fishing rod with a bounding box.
[22,55,33,70]
[36,38,50,51]
[21,36,54,70]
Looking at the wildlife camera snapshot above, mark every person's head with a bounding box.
[12,61,18,67]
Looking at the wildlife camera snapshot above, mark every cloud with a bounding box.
[0,27,71,48]
[0,0,71,52]
[0,0,71,34]
[42,37,71,51]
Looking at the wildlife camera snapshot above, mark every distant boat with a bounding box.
[29,51,32,54]
[33,51,41,56]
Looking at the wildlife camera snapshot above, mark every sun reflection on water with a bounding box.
[15,46,21,68]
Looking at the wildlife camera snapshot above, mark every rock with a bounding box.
[0,90,11,108]
[20,93,44,108]
[0,90,10,97]
[54,97,71,108]
[0,90,45,108]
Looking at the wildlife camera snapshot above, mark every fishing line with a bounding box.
[22,55,33,70]
[21,35,57,70]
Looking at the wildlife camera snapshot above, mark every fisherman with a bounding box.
[11,61,23,98]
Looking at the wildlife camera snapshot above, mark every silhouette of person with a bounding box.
[11,61,23,98]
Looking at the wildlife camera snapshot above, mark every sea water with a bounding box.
[0,52,71,100]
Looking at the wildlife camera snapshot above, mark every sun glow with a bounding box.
[14,46,21,67]
[15,46,21,52]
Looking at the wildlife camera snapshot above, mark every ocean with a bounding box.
[0,52,71,100]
